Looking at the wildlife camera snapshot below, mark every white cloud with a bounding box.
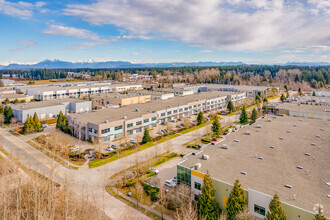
[63,0,330,52]
[0,0,46,19]
[42,24,100,40]
[18,40,37,47]
[200,50,214,53]
[65,39,111,50]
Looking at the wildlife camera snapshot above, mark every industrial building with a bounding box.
[67,91,245,143]
[16,83,142,101]
[0,93,33,104]
[178,115,329,219]
[129,90,175,100]
[10,98,92,122]
[91,93,151,108]
[153,88,194,96]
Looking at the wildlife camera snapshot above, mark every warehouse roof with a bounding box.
[181,116,330,216]
[69,91,235,124]
[10,98,89,110]
[276,103,330,116]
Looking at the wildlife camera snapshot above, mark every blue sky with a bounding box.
[0,0,329,65]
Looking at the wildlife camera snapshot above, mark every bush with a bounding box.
[142,183,159,201]
[147,170,156,178]
[202,138,211,143]
[102,151,117,157]
[180,153,185,157]
[155,158,165,165]
[125,181,136,187]
[69,152,80,158]
[41,118,57,124]
[168,152,178,158]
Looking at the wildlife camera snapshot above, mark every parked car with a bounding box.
[111,144,117,149]
[212,137,218,141]
[196,144,202,148]
[42,124,48,128]
[149,168,159,174]
[164,179,176,187]
[130,139,137,144]
[84,148,95,153]
[223,132,228,135]
[105,146,114,151]
[70,145,79,151]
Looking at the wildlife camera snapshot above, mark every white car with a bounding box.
[42,124,48,128]
[105,146,114,151]
[149,168,159,174]
[70,145,79,151]
[130,139,137,144]
[164,179,176,187]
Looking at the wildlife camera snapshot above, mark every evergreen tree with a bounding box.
[0,105,3,114]
[298,88,302,96]
[197,171,221,220]
[239,106,248,124]
[142,127,152,144]
[280,93,286,103]
[13,99,19,104]
[4,98,10,105]
[33,112,41,132]
[212,115,221,135]
[263,97,268,103]
[23,117,33,133]
[226,179,246,220]
[312,91,316,96]
[251,108,258,123]
[4,106,14,123]
[197,111,204,125]
[56,111,64,130]
[313,207,326,220]
[255,95,261,103]
[266,194,287,220]
[227,100,234,112]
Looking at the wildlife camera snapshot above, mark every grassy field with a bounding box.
[180,122,211,135]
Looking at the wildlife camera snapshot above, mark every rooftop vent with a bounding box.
[297,166,303,170]
[279,137,284,140]
[299,119,303,121]
[194,163,201,170]
[293,124,297,127]
[192,152,196,155]
[104,120,108,123]
[136,108,139,112]
[311,143,316,146]
[326,182,330,187]
[267,119,272,122]
[256,125,262,128]
[240,171,247,175]
[305,153,311,156]
[202,155,209,160]
[285,184,292,189]
[258,157,263,160]
[316,135,321,138]
[320,128,324,131]
[221,145,228,149]
[287,130,291,133]
[123,116,127,119]
[270,146,275,149]
[327,195,330,199]
[245,131,251,135]
[234,139,240,142]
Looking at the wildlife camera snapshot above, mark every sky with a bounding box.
[0,0,329,65]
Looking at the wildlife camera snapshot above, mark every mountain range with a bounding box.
[0,59,329,70]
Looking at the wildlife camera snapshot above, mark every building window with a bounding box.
[194,182,201,190]
[115,125,122,131]
[101,128,110,134]
[152,117,157,121]
[161,113,165,117]
[136,121,142,125]
[167,111,171,115]
[127,123,133,128]
[184,107,188,111]
[127,130,133,135]
[194,194,199,201]
[144,119,149,123]
[254,205,266,216]
[173,110,178,113]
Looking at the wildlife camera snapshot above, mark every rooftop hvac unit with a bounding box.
[267,119,272,122]
[194,163,201,170]
[285,184,292,189]
[221,146,228,150]
[293,124,297,127]
[245,131,251,135]
[305,153,311,156]
[258,157,263,160]
[270,146,275,149]
[202,155,209,160]
[136,108,139,112]
[320,128,324,131]
[297,166,303,169]
[104,120,109,123]
[123,116,127,119]
[256,125,262,128]
[234,139,240,142]
[279,137,284,140]
[326,182,330,187]
[287,130,291,133]
[316,135,321,138]
[311,143,316,146]
[240,171,247,175]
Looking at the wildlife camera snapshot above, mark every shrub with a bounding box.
[202,138,211,143]
[142,183,159,201]
[125,181,136,187]
[168,152,178,158]
[155,158,165,165]
[147,170,156,178]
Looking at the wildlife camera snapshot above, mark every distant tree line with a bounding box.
[1,65,329,88]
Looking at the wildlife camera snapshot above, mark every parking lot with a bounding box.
[146,157,182,188]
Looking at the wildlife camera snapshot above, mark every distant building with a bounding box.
[129,90,175,100]
[91,93,151,108]
[0,93,33,104]
[10,98,91,122]
[153,88,194,96]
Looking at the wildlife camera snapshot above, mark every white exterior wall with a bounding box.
[248,189,272,219]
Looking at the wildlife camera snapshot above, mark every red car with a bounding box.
[212,137,218,141]
[223,132,228,135]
